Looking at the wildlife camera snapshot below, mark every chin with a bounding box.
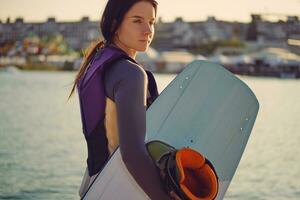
[136,45,148,52]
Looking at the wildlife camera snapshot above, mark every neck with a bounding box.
[112,40,136,59]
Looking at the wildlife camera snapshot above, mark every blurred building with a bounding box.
[0,14,299,53]
[152,16,248,50]
[0,17,100,51]
[246,14,300,51]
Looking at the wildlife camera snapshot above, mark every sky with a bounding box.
[0,0,299,23]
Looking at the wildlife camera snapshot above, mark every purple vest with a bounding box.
[77,46,159,176]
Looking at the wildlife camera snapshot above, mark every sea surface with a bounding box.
[0,70,299,200]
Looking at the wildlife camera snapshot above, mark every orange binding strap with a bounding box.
[176,148,218,200]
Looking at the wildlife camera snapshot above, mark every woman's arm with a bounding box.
[104,59,172,200]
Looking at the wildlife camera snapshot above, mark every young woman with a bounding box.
[69,0,174,199]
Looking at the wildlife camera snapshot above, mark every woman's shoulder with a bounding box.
[108,58,147,81]
[104,58,148,100]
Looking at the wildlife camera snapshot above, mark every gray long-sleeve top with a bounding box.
[103,58,172,200]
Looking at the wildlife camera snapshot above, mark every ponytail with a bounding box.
[67,39,106,100]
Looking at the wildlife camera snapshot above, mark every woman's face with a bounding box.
[114,1,156,54]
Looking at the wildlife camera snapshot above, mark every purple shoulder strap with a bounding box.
[77,46,136,136]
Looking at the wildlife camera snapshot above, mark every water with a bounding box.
[0,71,299,200]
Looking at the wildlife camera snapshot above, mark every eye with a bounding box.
[133,20,142,24]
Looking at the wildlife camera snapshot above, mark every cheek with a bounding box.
[119,24,138,41]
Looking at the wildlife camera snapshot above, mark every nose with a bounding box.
[143,23,153,36]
